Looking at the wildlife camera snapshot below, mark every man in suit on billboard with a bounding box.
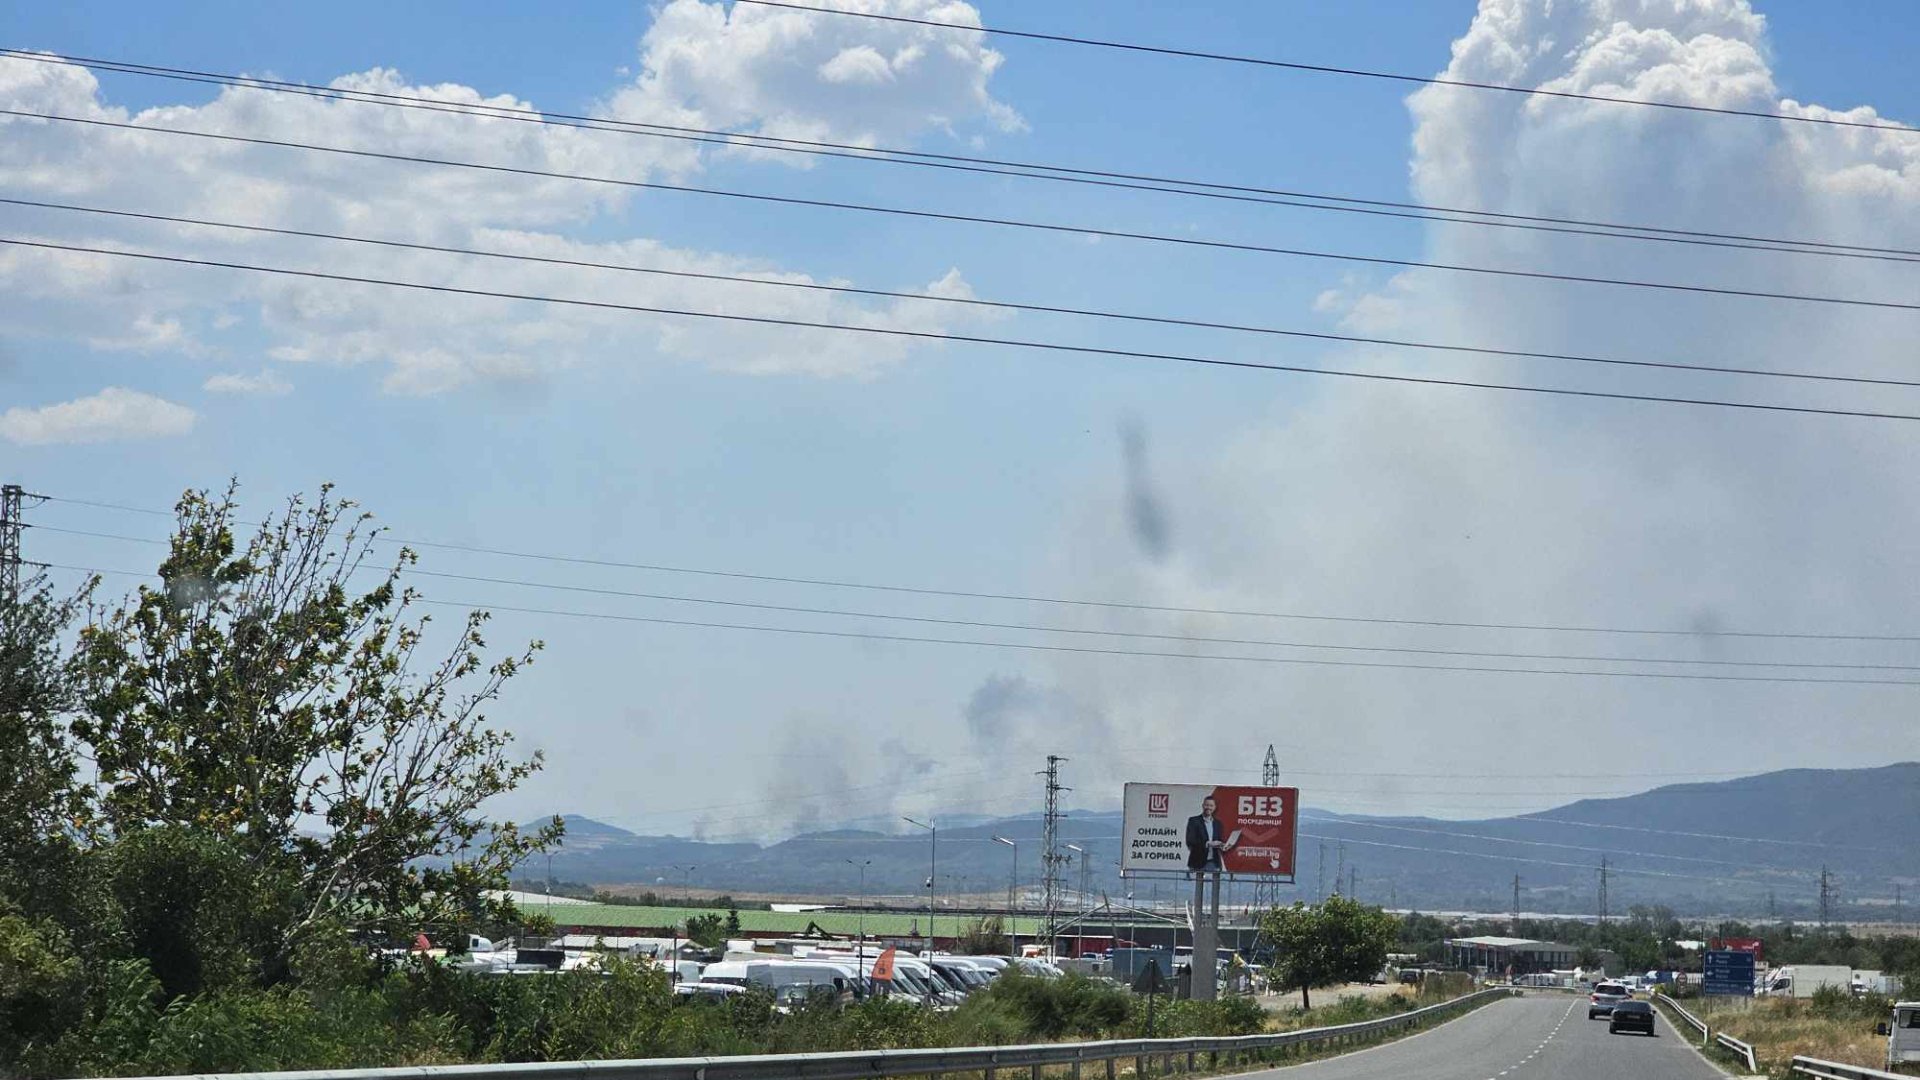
[1186,795,1227,874]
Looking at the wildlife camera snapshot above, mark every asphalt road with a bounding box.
[1242,993,1730,1080]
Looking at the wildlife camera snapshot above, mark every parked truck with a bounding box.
[1761,965,1853,998]
[1855,971,1904,997]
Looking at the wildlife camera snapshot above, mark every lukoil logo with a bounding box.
[1147,793,1170,817]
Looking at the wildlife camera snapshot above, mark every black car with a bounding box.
[1609,1000,1656,1036]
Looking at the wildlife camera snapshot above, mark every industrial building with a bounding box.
[1444,935,1580,976]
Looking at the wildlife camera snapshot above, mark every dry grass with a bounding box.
[1690,997,1890,1077]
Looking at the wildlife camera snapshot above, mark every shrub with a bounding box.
[968,972,1132,1040]
[0,910,89,1077]
[1132,994,1266,1037]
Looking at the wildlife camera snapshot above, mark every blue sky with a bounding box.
[4,1,1918,840]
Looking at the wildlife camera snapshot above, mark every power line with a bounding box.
[13,236,1920,427]
[42,561,1920,687]
[735,0,1919,137]
[42,496,1920,644]
[38,526,1920,675]
[12,196,1916,391]
[3,49,1911,264]
[8,109,1917,313]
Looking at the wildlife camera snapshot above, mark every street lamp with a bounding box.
[993,835,1018,960]
[1065,844,1086,959]
[674,864,697,903]
[904,817,936,957]
[846,858,870,970]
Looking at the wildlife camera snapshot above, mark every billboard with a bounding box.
[1121,783,1299,879]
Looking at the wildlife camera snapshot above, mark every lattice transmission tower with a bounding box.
[1249,745,1284,912]
[1039,755,1070,954]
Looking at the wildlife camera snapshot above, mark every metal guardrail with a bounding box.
[114,989,1514,1080]
[1790,1056,1908,1080]
[1658,993,1710,1038]
[1716,1032,1758,1074]
[1651,992,1756,1072]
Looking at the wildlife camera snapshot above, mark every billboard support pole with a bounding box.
[1192,871,1219,1002]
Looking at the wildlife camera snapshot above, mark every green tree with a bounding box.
[72,485,561,972]
[0,908,89,1077]
[954,917,1009,956]
[685,914,728,949]
[724,908,742,937]
[1259,896,1396,1008]
[0,573,93,918]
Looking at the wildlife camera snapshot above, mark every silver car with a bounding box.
[1588,982,1631,1019]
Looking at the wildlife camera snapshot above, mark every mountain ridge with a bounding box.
[523,763,1919,918]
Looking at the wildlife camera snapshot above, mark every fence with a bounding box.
[1790,1057,1907,1080]
[113,989,1515,1080]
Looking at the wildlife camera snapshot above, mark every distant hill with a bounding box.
[524,764,1919,920]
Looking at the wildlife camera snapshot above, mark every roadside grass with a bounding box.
[1261,974,1478,1033]
[1677,994,1892,1078]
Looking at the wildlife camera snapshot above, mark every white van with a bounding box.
[1883,1001,1920,1070]
[930,956,995,993]
[698,960,857,1007]
[796,951,948,1006]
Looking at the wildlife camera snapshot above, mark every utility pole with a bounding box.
[1317,843,1326,901]
[1066,844,1090,958]
[1597,858,1610,923]
[1512,875,1522,927]
[846,859,870,970]
[904,817,936,956]
[1896,884,1905,926]
[1348,866,1357,901]
[1768,889,1777,922]
[993,836,1019,959]
[1818,867,1834,931]
[1335,843,1346,896]
[1040,755,1070,959]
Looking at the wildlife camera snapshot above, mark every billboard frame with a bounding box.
[1119,782,1300,883]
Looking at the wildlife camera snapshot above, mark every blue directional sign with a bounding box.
[1703,949,1755,996]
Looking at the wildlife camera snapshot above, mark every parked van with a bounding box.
[1878,1001,1920,1070]
[930,956,996,991]
[698,960,857,1006]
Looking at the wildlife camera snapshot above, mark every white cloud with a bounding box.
[604,0,1023,150]
[1037,0,1920,813]
[203,369,293,396]
[0,8,1017,394]
[0,387,196,445]
[819,45,895,86]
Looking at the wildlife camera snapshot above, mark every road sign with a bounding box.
[1703,949,1755,996]
[1132,958,1166,1038]
[1131,959,1168,995]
